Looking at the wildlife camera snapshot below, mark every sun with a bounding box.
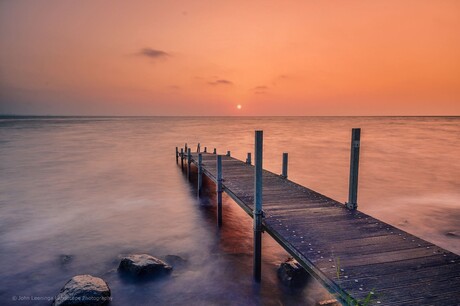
[236,104,242,110]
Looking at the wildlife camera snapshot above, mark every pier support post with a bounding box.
[253,130,263,282]
[180,148,184,170]
[197,153,203,197]
[246,152,252,165]
[176,147,179,164]
[281,153,288,179]
[187,148,192,180]
[226,151,231,157]
[185,143,188,154]
[217,155,223,227]
[347,128,361,210]
[213,148,217,154]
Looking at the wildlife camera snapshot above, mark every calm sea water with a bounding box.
[0,116,459,305]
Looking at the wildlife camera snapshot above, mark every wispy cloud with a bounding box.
[139,48,170,59]
[253,85,268,94]
[208,79,233,86]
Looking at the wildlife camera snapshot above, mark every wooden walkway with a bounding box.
[181,152,460,305]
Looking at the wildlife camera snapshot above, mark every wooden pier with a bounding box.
[175,132,460,305]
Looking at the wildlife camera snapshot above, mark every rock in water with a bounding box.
[164,255,187,268]
[118,254,172,277]
[277,258,310,287]
[53,275,111,306]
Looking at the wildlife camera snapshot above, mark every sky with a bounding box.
[1,0,459,116]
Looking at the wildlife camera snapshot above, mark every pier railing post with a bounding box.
[187,148,192,180]
[347,128,361,210]
[246,152,252,165]
[176,147,179,164]
[180,148,184,170]
[213,148,217,154]
[281,153,288,179]
[253,130,263,282]
[197,143,200,152]
[227,151,231,157]
[197,153,203,197]
[204,146,207,153]
[217,155,223,227]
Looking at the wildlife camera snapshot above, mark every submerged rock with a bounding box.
[317,299,340,306]
[277,258,310,287]
[53,274,111,306]
[164,255,187,268]
[118,254,172,277]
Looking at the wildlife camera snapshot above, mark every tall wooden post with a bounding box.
[347,128,361,210]
[185,143,188,154]
[217,155,223,227]
[180,148,184,169]
[176,147,179,164]
[187,148,192,180]
[246,152,252,165]
[197,153,203,197]
[281,153,288,179]
[197,143,200,152]
[253,130,263,282]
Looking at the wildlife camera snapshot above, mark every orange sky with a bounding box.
[1,0,459,115]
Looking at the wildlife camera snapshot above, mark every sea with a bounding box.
[0,116,459,305]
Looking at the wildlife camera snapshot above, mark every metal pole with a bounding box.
[253,130,263,282]
[347,128,361,210]
[246,152,252,165]
[281,153,288,179]
[197,153,203,197]
[227,151,231,157]
[180,148,184,170]
[187,148,191,180]
[217,155,223,227]
[176,147,179,164]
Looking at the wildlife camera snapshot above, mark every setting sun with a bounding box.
[237,104,242,110]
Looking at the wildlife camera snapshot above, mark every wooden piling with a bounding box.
[253,130,263,282]
[197,143,200,152]
[246,152,252,165]
[227,151,231,157]
[175,147,179,164]
[187,148,192,180]
[217,155,223,227]
[197,153,203,197]
[281,152,288,179]
[204,146,207,153]
[213,148,217,154]
[347,128,361,210]
[180,148,184,169]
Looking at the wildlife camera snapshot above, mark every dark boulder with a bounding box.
[277,258,310,287]
[53,274,111,306]
[118,254,172,277]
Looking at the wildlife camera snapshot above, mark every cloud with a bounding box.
[208,79,233,86]
[139,48,170,59]
[253,85,268,94]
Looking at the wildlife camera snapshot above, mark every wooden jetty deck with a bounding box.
[177,141,460,305]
